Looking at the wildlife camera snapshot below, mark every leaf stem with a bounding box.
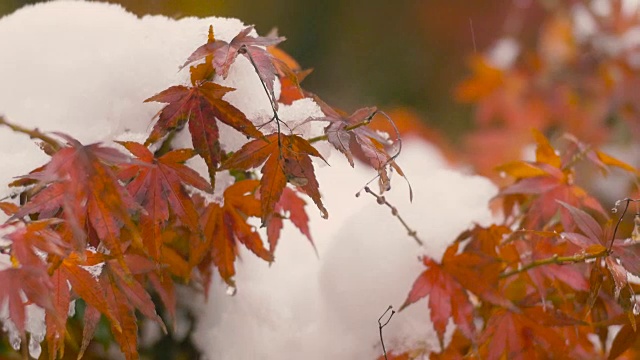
[360,186,423,246]
[0,116,61,152]
[609,198,639,252]
[239,45,279,122]
[499,250,607,279]
[239,45,286,155]
[307,114,374,143]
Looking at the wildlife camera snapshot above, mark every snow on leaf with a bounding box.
[0,267,54,340]
[2,219,69,268]
[87,254,166,360]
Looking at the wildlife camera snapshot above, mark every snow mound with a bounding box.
[191,140,497,359]
[0,2,498,359]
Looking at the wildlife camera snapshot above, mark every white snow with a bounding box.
[0,2,498,359]
[191,140,497,359]
[0,1,249,197]
[487,37,520,69]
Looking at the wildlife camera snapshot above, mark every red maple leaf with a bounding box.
[559,201,640,328]
[400,244,477,345]
[401,240,512,345]
[2,219,70,269]
[497,131,609,228]
[12,135,139,266]
[266,187,314,254]
[221,133,327,225]
[478,307,577,359]
[181,26,285,105]
[118,142,212,259]
[47,250,120,358]
[313,99,404,192]
[78,253,166,360]
[0,267,55,341]
[144,81,262,187]
[400,255,475,345]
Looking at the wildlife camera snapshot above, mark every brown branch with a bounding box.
[0,116,61,153]
[359,186,423,246]
[307,116,373,144]
[378,305,395,360]
[499,250,608,279]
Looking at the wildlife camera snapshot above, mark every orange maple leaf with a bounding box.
[222,133,328,225]
[118,142,212,260]
[144,82,262,187]
[200,180,273,286]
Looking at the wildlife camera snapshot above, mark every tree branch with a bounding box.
[0,116,61,153]
[359,186,423,246]
[499,250,608,279]
[307,115,374,143]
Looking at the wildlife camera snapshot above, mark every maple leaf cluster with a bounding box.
[456,0,640,181]
[387,130,640,359]
[0,24,403,359]
[380,4,640,358]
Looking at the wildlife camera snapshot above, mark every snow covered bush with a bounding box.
[0,1,497,359]
[7,1,640,360]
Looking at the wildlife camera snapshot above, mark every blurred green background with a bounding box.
[0,0,523,141]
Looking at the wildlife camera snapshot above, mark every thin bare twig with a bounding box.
[239,45,288,158]
[359,186,423,246]
[378,305,395,360]
[469,18,477,53]
[609,198,640,252]
[307,112,375,144]
[500,198,640,280]
[0,116,61,152]
[499,250,607,279]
